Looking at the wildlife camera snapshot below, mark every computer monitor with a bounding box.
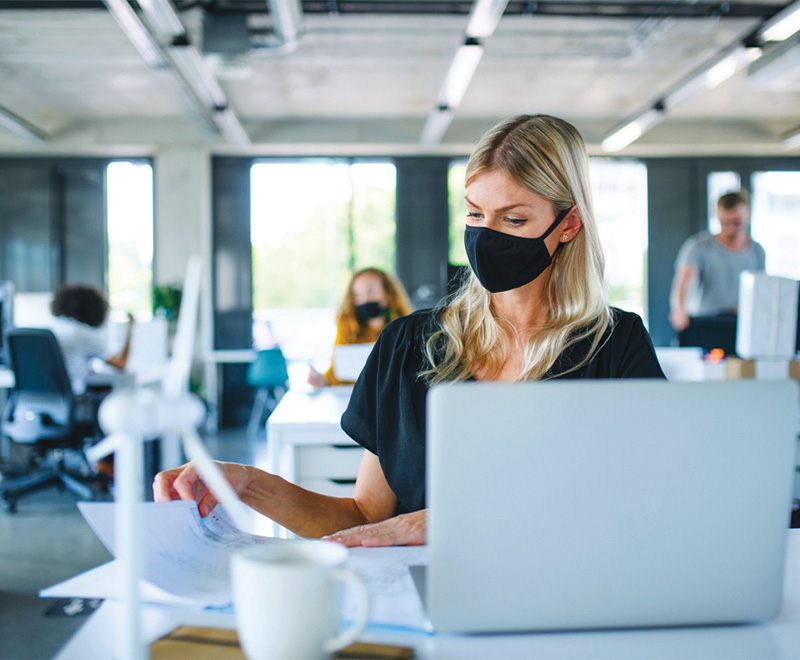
[0,281,14,366]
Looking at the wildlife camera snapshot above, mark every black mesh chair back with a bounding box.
[1,327,101,512]
[4,328,75,443]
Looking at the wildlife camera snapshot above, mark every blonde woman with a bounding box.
[154,115,664,546]
[308,267,413,387]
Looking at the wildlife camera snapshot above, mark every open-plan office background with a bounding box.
[1,153,799,425]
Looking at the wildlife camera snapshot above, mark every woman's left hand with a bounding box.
[322,509,426,547]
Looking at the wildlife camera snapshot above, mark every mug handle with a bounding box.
[323,568,370,654]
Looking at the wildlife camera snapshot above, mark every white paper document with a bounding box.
[347,546,430,632]
[75,500,279,607]
[42,500,431,631]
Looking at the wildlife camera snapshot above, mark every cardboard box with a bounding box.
[726,358,755,379]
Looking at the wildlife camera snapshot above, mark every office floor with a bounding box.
[0,427,259,660]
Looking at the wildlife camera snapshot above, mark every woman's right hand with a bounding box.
[152,460,252,517]
[307,366,327,388]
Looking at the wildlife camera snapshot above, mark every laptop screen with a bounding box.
[425,379,797,633]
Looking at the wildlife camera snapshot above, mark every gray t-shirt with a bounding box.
[675,231,766,316]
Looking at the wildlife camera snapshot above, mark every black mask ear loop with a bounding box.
[544,206,573,251]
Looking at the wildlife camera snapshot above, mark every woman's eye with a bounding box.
[466,212,482,220]
[505,217,527,226]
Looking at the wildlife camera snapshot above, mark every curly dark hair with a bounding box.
[51,284,109,328]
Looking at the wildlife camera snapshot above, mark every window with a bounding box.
[448,160,468,266]
[106,161,154,315]
[590,159,648,320]
[447,159,648,319]
[250,160,396,374]
[751,171,800,279]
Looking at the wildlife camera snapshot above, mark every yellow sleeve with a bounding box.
[324,320,353,386]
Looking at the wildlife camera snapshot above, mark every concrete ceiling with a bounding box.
[1,0,799,156]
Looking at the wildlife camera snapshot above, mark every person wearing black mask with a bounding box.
[154,115,665,546]
[308,267,413,387]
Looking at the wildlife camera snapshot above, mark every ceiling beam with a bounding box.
[1,0,786,20]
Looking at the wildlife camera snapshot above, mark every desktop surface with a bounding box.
[52,530,800,660]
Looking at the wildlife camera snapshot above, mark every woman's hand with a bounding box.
[307,366,327,388]
[152,460,252,517]
[322,510,426,547]
[669,307,690,332]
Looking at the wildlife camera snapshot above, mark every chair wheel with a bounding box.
[3,497,17,514]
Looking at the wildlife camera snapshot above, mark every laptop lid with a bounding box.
[333,343,375,382]
[425,379,798,633]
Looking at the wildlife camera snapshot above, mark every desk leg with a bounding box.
[203,361,220,433]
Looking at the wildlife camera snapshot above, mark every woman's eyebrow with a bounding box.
[464,196,531,213]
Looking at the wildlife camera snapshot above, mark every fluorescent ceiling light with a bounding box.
[784,126,800,150]
[601,107,664,152]
[421,107,455,145]
[169,41,227,110]
[438,39,484,109]
[102,0,167,68]
[0,105,48,143]
[213,107,250,146]
[664,45,762,108]
[760,0,800,42]
[466,0,511,38]
[138,0,186,38]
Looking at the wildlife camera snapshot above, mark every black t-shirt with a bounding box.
[341,308,665,514]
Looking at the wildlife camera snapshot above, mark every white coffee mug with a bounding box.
[231,540,370,660]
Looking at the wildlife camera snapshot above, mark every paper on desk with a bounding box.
[47,500,432,631]
[346,546,431,633]
[75,500,280,607]
[42,547,433,631]
[40,560,218,610]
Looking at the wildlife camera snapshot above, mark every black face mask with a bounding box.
[464,207,570,293]
[355,301,386,322]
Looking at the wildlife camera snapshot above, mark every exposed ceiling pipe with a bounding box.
[103,0,250,145]
[252,0,305,54]
[0,104,48,144]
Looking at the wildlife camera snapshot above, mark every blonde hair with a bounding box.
[422,114,611,383]
[336,267,414,344]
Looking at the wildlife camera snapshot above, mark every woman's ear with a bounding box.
[559,206,583,243]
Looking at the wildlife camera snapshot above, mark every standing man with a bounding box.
[669,190,766,341]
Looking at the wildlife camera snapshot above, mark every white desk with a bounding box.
[53,530,800,659]
[267,387,362,505]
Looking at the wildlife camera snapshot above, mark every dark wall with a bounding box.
[212,157,254,427]
[0,159,117,294]
[395,158,450,309]
[0,163,53,291]
[644,159,702,348]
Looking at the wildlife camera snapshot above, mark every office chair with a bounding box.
[246,348,289,436]
[0,328,103,513]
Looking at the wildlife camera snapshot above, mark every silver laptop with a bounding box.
[333,343,375,382]
[421,379,798,633]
